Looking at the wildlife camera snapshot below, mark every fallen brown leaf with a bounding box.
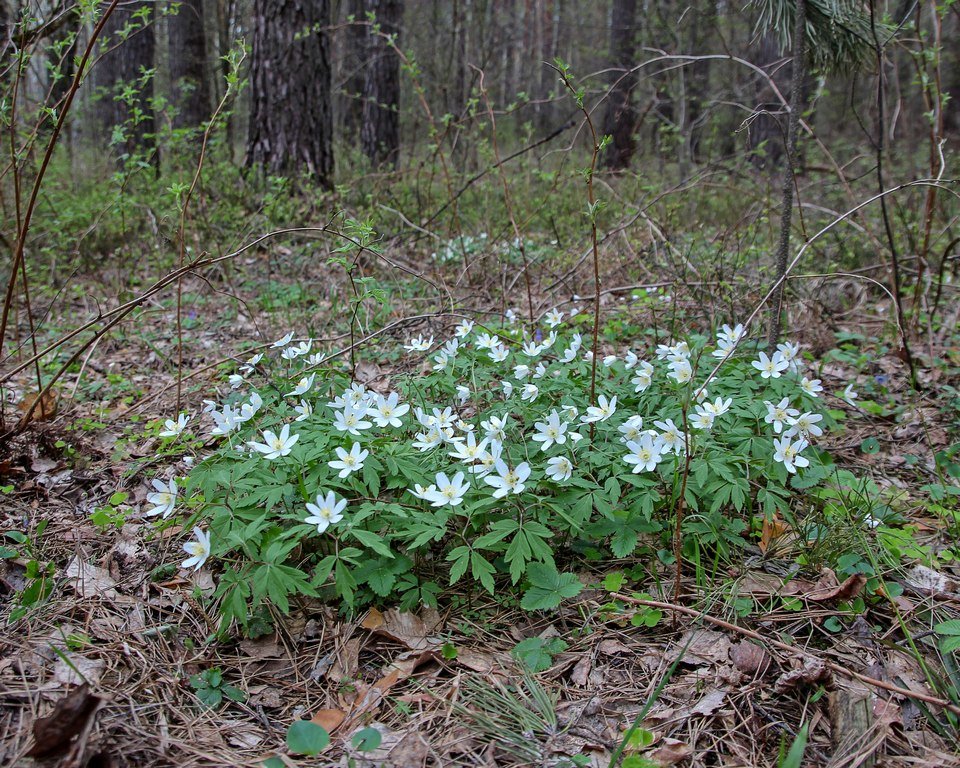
[730,640,771,676]
[646,737,693,766]
[689,688,727,717]
[65,557,118,600]
[18,389,59,422]
[27,683,102,759]
[311,708,346,732]
[368,608,442,650]
[775,658,832,692]
[671,629,731,666]
[808,573,867,602]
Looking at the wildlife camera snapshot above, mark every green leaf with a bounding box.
[261,757,285,768]
[520,563,583,611]
[860,437,880,455]
[603,572,625,592]
[351,726,383,752]
[934,620,960,636]
[349,528,394,558]
[780,723,808,768]
[286,721,330,755]
[512,636,568,672]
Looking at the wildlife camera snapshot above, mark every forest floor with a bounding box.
[1,235,960,768]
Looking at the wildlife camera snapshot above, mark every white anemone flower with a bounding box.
[454,319,475,338]
[247,424,300,460]
[513,364,531,380]
[333,404,373,436]
[501,380,514,398]
[521,384,539,402]
[449,432,489,463]
[531,410,568,452]
[654,419,686,455]
[545,456,573,482]
[181,527,211,571]
[489,344,509,363]
[752,351,789,379]
[328,443,369,478]
[522,340,542,356]
[773,436,810,474]
[623,434,663,473]
[482,414,509,443]
[146,478,178,518]
[412,427,443,452]
[582,394,617,424]
[293,400,313,421]
[785,411,823,439]
[228,373,245,389]
[305,491,347,533]
[281,340,312,360]
[776,341,801,372]
[272,331,295,348]
[404,335,434,352]
[285,373,316,397]
[239,353,264,375]
[623,350,639,369]
[667,359,693,383]
[484,460,531,498]
[801,377,823,398]
[544,308,564,328]
[705,397,732,416]
[764,398,799,434]
[423,472,470,507]
[690,406,715,431]
[632,362,655,392]
[456,385,471,405]
[409,483,436,501]
[843,384,859,406]
[475,333,499,350]
[210,406,241,436]
[618,415,644,442]
[159,413,190,438]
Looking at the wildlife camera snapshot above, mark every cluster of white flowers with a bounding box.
[154,308,859,579]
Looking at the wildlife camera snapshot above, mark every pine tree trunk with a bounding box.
[246,0,334,187]
[766,0,807,348]
[94,2,156,161]
[360,0,403,168]
[168,0,211,129]
[603,0,638,170]
[342,0,366,139]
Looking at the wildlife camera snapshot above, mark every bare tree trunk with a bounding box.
[360,0,403,168]
[94,1,156,162]
[603,0,638,170]
[342,0,365,138]
[246,0,334,187]
[767,0,807,348]
[168,0,211,129]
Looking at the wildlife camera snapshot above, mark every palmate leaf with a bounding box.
[520,562,582,611]
[512,636,568,672]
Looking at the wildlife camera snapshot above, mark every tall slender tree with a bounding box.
[168,0,211,129]
[246,0,334,186]
[360,0,403,168]
[603,0,638,170]
[94,1,156,160]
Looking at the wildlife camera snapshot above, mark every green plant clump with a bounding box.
[152,306,843,632]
